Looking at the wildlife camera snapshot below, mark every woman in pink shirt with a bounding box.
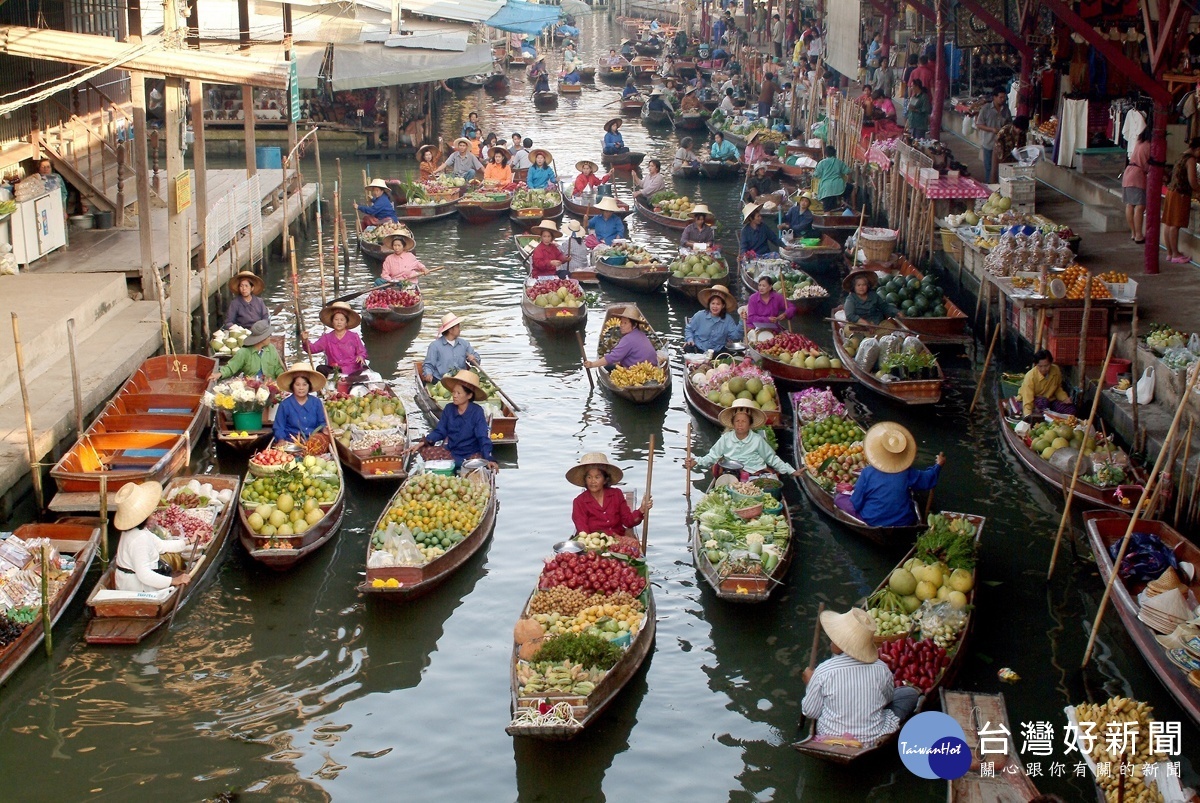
[1123,130,1151,244]
[742,130,769,167]
[304,301,368,377]
[380,228,430,283]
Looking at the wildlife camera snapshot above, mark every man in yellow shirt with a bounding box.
[1018,349,1076,417]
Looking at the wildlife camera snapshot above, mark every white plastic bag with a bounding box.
[1188,333,1200,355]
[1126,366,1155,405]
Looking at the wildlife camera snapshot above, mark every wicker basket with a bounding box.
[859,228,897,263]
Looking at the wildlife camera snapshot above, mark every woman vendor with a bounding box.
[686,399,801,478]
[673,137,702,172]
[533,69,551,95]
[483,147,512,184]
[303,301,368,379]
[407,370,497,471]
[739,203,783,257]
[646,88,671,116]
[742,130,770,167]
[358,179,399,226]
[573,160,605,196]
[568,453,652,537]
[603,118,630,155]
[272,362,328,443]
[588,196,627,244]
[679,204,716,249]
[527,149,557,189]
[421,312,481,383]
[745,274,795,331]
[813,145,851,210]
[583,305,659,371]
[417,143,441,180]
[529,219,569,279]
[631,159,667,200]
[680,86,704,112]
[710,131,740,163]
[684,284,742,353]
[113,481,191,593]
[621,77,640,100]
[223,270,270,329]
[835,422,944,527]
[218,320,284,380]
[841,269,899,326]
[379,227,430,283]
[1018,349,1077,417]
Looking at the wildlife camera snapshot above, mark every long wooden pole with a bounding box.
[685,422,692,503]
[1173,418,1193,528]
[1083,358,1200,666]
[642,434,655,552]
[576,331,594,390]
[99,472,109,565]
[968,323,1001,414]
[40,545,52,657]
[807,602,825,671]
[331,182,342,293]
[12,313,44,512]
[315,177,328,307]
[67,318,84,436]
[1047,335,1117,579]
[1130,304,1140,447]
[1074,277,1093,389]
[289,236,310,359]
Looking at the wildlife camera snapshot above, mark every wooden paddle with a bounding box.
[576,331,594,390]
[968,324,1001,414]
[807,602,826,673]
[642,434,655,552]
[684,422,693,525]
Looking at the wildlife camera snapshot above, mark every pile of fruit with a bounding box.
[800,414,864,451]
[754,332,843,371]
[669,251,726,279]
[370,473,491,566]
[649,191,693,219]
[1037,118,1058,137]
[534,596,645,640]
[882,514,978,613]
[804,443,866,486]
[539,552,647,596]
[461,190,511,203]
[978,191,1014,216]
[1145,324,1189,354]
[878,273,949,318]
[1026,418,1119,466]
[429,175,467,189]
[689,358,779,412]
[241,454,340,540]
[209,325,253,357]
[364,284,421,310]
[610,361,666,388]
[791,387,846,424]
[878,636,950,692]
[1060,265,1111,300]
[867,588,913,637]
[527,278,584,308]
[512,188,562,211]
[326,390,405,428]
[1098,270,1129,284]
[148,502,218,548]
[1074,697,1167,803]
[361,221,412,244]
[248,448,293,473]
[597,244,661,266]
[694,485,790,575]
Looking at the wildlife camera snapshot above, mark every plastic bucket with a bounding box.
[93,210,114,230]
[1104,358,1132,387]
[255,146,283,169]
[232,410,264,431]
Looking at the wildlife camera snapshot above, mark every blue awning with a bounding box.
[485,0,562,36]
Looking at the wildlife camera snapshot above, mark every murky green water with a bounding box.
[0,10,1196,801]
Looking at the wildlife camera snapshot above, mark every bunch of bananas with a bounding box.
[517,660,604,696]
[1074,697,1165,803]
[610,361,665,388]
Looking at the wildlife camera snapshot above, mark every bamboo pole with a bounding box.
[1149,432,1185,520]
[281,154,290,259]
[807,602,825,671]
[41,545,52,657]
[331,182,342,293]
[67,318,84,436]
[12,313,44,512]
[1130,304,1139,449]
[315,180,327,307]
[1082,359,1200,666]
[290,237,310,359]
[1188,454,1200,528]
[99,472,108,565]
[1173,418,1193,528]
[685,422,692,503]
[968,323,1001,414]
[1075,277,1093,388]
[642,434,655,552]
[200,237,211,347]
[576,331,594,389]
[1047,335,1118,579]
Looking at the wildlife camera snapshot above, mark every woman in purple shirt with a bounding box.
[223,271,270,329]
[583,305,659,371]
[744,274,795,331]
[303,301,369,377]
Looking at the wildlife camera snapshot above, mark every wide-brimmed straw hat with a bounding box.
[746,130,762,144]
[241,319,273,347]
[228,270,264,296]
[690,203,714,220]
[610,303,648,327]
[416,144,439,162]
[277,361,327,394]
[114,480,163,531]
[576,159,599,173]
[441,369,487,402]
[863,422,918,474]
[698,283,736,310]
[454,137,471,148]
[649,88,664,96]
[684,86,697,95]
[718,398,767,430]
[489,146,511,163]
[842,268,880,293]
[530,219,561,237]
[384,225,416,251]
[605,117,623,132]
[320,300,362,330]
[595,196,623,213]
[529,148,553,164]
[366,178,389,190]
[565,452,626,487]
[741,202,763,223]
[820,608,878,663]
[752,161,771,174]
[564,218,585,235]
[438,312,466,335]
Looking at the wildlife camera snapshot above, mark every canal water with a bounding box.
[1,10,1196,801]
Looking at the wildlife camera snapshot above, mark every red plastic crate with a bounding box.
[1050,307,1108,336]
[1047,333,1107,366]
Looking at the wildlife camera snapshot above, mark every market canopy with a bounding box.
[359,0,503,24]
[485,0,562,36]
[329,42,493,90]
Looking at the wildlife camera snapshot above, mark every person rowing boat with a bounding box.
[304,301,368,380]
[406,370,498,471]
[567,453,652,537]
[685,399,800,479]
[421,312,481,383]
[833,422,944,527]
[378,226,430,284]
[223,270,270,329]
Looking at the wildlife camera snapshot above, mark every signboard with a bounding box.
[173,170,192,214]
[289,59,300,123]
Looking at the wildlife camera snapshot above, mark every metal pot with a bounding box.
[460,458,491,475]
[716,458,744,475]
[552,540,585,554]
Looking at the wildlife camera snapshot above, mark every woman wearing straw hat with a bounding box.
[483,146,513,184]
[434,138,483,181]
[527,148,557,190]
[407,370,497,471]
[603,117,630,155]
[739,203,783,259]
[834,422,944,527]
[273,362,327,443]
[223,270,270,329]
[679,204,716,249]
[587,196,627,245]
[357,178,398,226]
[584,305,659,371]
[304,301,368,379]
[782,192,815,239]
[742,130,770,168]
[568,453,652,537]
[417,143,442,181]
[529,219,569,279]
[800,608,920,741]
[573,159,605,197]
[218,320,284,381]
[112,481,191,593]
[422,312,481,383]
[842,269,899,326]
[379,226,430,284]
[685,284,741,353]
[561,219,591,275]
[686,399,799,478]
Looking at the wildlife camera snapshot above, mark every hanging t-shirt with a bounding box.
[1122,110,1146,157]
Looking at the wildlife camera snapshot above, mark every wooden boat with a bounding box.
[512,233,598,284]
[359,235,387,264]
[620,97,645,114]
[83,475,239,645]
[360,468,498,599]
[533,91,558,108]
[675,110,707,130]
[0,520,101,687]
[1084,512,1200,727]
[942,690,1042,802]
[674,60,698,79]
[831,320,944,405]
[521,278,589,332]
[594,254,670,293]
[698,160,743,179]
[558,81,583,95]
[594,304,672,404]
[601,151,645,171]
[634,41,663,56]
[394,198,460,225]
[681,357,783,429]
[598,62,629,84]
[890,258,968,337]
[237,408,346,570]
[813,211,862,244]
[739,262,826,314]
[690,477,794,601]
[998,403,1146,513]
[457,192,513,224]
[563,194,632,220]
[509,200,564,230]
[216,335,288,453]
[667,252,730,303]
[640,105,674,126]
[413,361,518,445]
[747,336,855,389]
[330,389,412,481]
[705,118,763,149]
[50,355,216,495]
[575,66,596,82]
[362,299,424,333]
[793,513,985,763]
[633,194,688,231]
[779,234,843,265]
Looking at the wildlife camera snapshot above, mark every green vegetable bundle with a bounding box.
[915,514,978,570]
[533,632,625,669]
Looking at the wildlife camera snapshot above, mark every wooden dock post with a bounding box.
[12,313,45,512]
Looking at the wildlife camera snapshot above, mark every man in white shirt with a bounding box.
[511,137,533,171]
[719,87,738,114]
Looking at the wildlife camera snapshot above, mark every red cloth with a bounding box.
[531,241,567,277]
[574,173,602,195]
[571,487,644,536]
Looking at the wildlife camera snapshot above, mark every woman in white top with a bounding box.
[112,481,191,593]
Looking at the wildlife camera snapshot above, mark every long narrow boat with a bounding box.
[942,690,1042,802]
[640,105,673,126]
[395,198,460,226]
[598,62,629,84]
[1083,511,1200,726]
[745,335,854,388]
[575,66,596,82]
[813,211,862,244]
[458,192,513,224]
[237,410,346,570]
[739,261,827,314]
[890,259,969,338]
[413,361,518,445]
[634,194,689,231]
[359,468,498,599]
[620,97,645,114]
[779,234,844,266]
[634,41,663,56]
[84,474,240,645]
[690,476,794,602]
[563,194,632,220]
[50,355,216,495]
[362,299,424,333]
[630,56,658,82]
[533,91,557,108]
[558,82,583,96]
[675,110,707,130]
[793,514,985,763]
[699,160,743,179]
[594,254,670,293]
[601,151,645,172]
[667,252,730,303]
[705,119,765,149]
[509,201,565,230]
[521,277,589,332]
[830,320,944,405]
[0,520,101,687]
[681,356,784,429]
[594,304,672,404]
[329,388,413,481]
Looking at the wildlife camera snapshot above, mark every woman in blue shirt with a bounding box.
[527,149,557,189]
[685,285,742,353]
[603,118,629,155]
[587,196,627,244]
[357,179,398,226]
[834,422,945,527]
[408,370,497,470]
[272,363,327,443]
[710,131,740,163]
[739,202,783,257]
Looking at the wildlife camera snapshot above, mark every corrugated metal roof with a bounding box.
[331,42,493,89]
[357,0,504,25]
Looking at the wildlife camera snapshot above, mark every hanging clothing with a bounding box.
[1122,111,1146,158]
[1056,98,1089,168]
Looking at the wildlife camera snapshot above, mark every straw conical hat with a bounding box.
[277,362,327,394]
[227,270,264,295]
[565,452,626,487]
[441,369,487,402]
[863,422,918,473]
[114,481,163,531]
[820,608,878,663]
[718,398,767,430]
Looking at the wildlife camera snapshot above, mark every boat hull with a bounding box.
[362,301,424,333]
[413,361,519,445]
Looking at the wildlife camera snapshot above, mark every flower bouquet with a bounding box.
[204,377,278,431]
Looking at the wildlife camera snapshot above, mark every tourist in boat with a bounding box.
[527,149,557,189]
[218,320,284,381]
[357,179,398,226]
[685,284,742,353]
[710,130,740,163]
[417,143,442,181]
[814,145,852,210]
[223,270,270,329]
[743,162,786,205]
[303,301,368,379]
[461,111,480,140]
[422,312,481,383]
[379,227,429,284]
[530,219,569,279]
[603,117,630,155]
[1018,349,1077,417]
[407,370,497,471]
[687,399,799,477]
[835,422,944,527]
[511,137,532,174]
[745,273,795,331]
[568,452,652,537]
[679,204,715,248]
[841,269,899,326]
[573,159,605,196]
[783,193,815,238]
[480,132,498,162]
[631,159,667,200]
[673,137,702,172]
[561,219,591,275]
[112,481,191,593]
[562,41,581,72]
[483,147,512,184]
[272,362,328,443]
[583,305,658,371]
[434,138,483,181]
[588,196,627,244]
[605,48,628,68]
[739,203,783,258]
[801,608,920,741]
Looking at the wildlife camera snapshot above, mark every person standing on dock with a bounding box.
[223,271,270,330]
[974,88,1012,184]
